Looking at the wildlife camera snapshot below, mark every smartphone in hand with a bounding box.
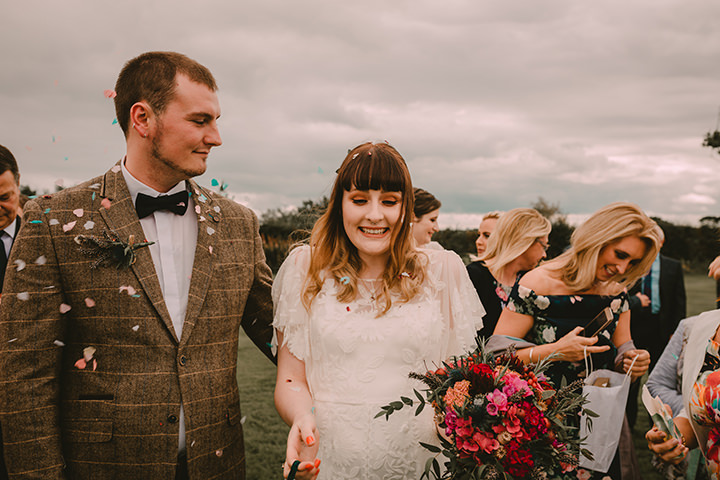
[581,307,614,337]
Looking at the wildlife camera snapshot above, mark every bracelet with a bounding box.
[529,347,535,362]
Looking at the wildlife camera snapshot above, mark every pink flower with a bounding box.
[576,468,592,480]
[487,389,508,410]
[474,430,500,453]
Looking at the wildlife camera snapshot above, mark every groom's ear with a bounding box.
[128,102,152,139]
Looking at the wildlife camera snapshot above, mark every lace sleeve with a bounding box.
[433,250,486,358]
[271,245,312,361]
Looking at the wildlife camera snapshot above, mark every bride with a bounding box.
[273,141,485,479]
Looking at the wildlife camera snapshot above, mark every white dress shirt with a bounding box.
[1,215,18,257]
[122,160,197,453]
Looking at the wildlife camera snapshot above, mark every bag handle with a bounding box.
[583,345,638,385]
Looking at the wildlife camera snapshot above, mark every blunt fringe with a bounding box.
[300,142,426,316]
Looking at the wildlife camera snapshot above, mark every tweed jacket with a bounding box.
[0,163,275,479]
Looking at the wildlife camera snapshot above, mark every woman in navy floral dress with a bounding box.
[494,202,662,479]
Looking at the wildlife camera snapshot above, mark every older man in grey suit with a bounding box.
[0,52,274,479]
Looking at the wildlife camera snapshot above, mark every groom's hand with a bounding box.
[284,413,320,479]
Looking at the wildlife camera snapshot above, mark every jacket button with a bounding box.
[167,414,178,424]
[179,355,187,366]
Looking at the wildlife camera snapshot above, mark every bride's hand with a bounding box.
[284,413,320,479]
[551,327,610,362]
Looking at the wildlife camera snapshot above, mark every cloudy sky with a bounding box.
[2,0,720,228]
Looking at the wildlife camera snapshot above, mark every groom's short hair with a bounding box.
[114,51,217,137]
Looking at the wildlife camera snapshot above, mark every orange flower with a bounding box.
[444,380,471,409]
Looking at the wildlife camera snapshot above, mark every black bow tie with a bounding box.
[135,191,189,219]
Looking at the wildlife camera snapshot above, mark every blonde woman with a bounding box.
[475,211,501,257]
[273,142,485,479]
[493,202,660,479]
[466,208,550,339]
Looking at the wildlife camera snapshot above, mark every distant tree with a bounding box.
[260,197,329,272]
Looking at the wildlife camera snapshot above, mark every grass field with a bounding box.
[236,273,718,480]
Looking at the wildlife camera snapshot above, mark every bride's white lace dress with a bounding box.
[273,246,484,480]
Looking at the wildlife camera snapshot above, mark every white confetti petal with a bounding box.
[198,216,205,222]
[206,227,215,235]
[208,246,213,254]
[63,221,77,232]
[213,206,220,213]
[195,205,201,214]
[132,325,140,332]
[14,259,26,271]
[54,340,65,347]
[111,165,121,173]
[240,416,247,425]
[89,183,101,189]
[49,219,60,225]
[119,285,137,296]
[73,208,84,218]
[84,220,95,230]
[17,292,29,301]
[8,338,17,343]
[35,255,47,265]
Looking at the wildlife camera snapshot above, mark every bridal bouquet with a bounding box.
[377,342,594,480]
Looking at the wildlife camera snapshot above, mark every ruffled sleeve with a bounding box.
[429,249,486,358]
[271,245,312,361]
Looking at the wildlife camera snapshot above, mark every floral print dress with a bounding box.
[689,338,720,479]
[506,285,629,388]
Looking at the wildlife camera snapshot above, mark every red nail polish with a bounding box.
[306,435,314,445]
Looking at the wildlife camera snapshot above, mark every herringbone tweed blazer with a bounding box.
[0,163,275,479]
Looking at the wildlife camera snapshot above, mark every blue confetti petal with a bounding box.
[112,118,118,125]
[29,220,43,224]
[211,179,219,187]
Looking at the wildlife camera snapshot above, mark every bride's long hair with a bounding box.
[301,142,426,315]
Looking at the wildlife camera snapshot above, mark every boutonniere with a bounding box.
[75,230,154,269]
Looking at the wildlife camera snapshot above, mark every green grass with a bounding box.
[236,273,719,480]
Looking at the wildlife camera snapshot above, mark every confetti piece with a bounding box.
[289,386,301,392]
[49,219,59,226]
[208,246,213,254]
[63,221,77,232]
[74,358,87,369]
[59,303,72,314]
[25,146,32,151]
[311,407,315,414]
[84,298,95,308]
[339,276,350,285]
[400,272,410,278]
[191,440,196,447]
[101,198,111,209]
[91,192,96,201]
[198,194,207,203]
[64,157,69,161]
[131,294,141,298]
[35,255,47,265]
[83,346,96,361]
[111,165,121,173]
[132,325,140,332]
[103,89,117,98]
[52,135,56,143]
[352,153,359,159]
[213,206,220,213]
[211,179,219,186]
[240,416,247,425]
[198,216,205,222]
[112,118,118,125]
[17,292,29,301]
[119,285,137,296]
[207,227,215,235]
[29,220,43,224]
[318,167,324,174]
[194,205,201,214]
[215,449,223,457]
[73,208,84,217]
[44,208,51,214]
[84,221,95,230]
[89,183,100,189]
[8,338,18,343]
[14,259,25,271]
[55,179,64,187]
[54,340,65,347]
[346,306,350,311]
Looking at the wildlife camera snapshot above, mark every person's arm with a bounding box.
[274,334,320,479]
[646,320,686,416]
[239,208,276,363]
[646,415,694,464]
[709,255,720,280]
[0,200,66,478]
[612,309,650,380]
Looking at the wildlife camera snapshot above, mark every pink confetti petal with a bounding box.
[208,246,213,254]
[195,205,201,214]
[59,303,72,314]
[215,449,223,457]
[103,89,117,98]
[74,358,87,369]
[111,165,121,173]
[101,198,112,209]
[73,208,84,218]
[119,285,137,296]
[63,221,77,232]
[84,298,96,308]
[92,359,97,371]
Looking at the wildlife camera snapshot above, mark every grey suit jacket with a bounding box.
[0,163,274,479]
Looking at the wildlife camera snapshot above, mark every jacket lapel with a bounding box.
[98,162,177,342]
[178,181,221,345]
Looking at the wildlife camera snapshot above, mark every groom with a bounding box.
[0,52,275,479]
